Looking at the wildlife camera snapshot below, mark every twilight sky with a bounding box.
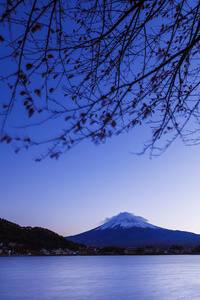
[1,128,200,236]
[1,1,200,237]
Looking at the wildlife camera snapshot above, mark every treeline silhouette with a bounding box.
[0,218,83,250]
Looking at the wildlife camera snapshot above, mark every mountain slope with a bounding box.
[0,218,83,250]
[66,212,200,247]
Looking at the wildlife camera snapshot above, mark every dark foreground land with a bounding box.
[1,218,200,256]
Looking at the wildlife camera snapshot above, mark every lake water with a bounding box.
[0,255,200,299]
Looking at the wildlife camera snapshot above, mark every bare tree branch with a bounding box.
[1,0,200,160]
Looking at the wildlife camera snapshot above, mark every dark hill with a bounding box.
[0,218,83,250]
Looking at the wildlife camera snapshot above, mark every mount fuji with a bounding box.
[66,212,200,247]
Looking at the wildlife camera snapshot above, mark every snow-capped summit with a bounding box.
[96,212,157,230]
[66,211,200,247]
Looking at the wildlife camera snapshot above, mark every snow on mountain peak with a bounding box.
[96,212,157,230]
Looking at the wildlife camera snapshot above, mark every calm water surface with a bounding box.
[0,255,200,299]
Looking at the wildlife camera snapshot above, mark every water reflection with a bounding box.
[0,255,200,299]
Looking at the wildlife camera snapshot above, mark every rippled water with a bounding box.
[0,255,200,299]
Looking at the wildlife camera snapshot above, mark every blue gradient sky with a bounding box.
[1,129,200,236]
[1,1,200,237]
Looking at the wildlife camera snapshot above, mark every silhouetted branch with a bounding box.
[1,0,200,159]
